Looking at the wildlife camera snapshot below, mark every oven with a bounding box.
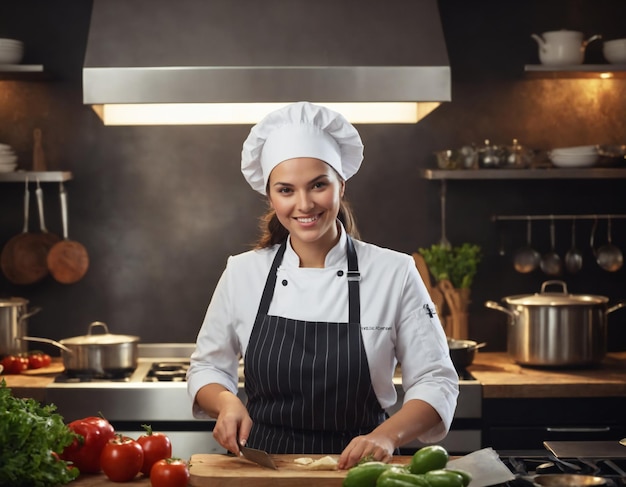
[45,343,482,460]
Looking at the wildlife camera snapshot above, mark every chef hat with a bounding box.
[241,102,364,194]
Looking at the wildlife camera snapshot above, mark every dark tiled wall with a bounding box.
[0,0,625,352]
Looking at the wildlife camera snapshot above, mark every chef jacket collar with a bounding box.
[281,221,348,269]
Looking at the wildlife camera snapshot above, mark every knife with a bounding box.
[240,445,278,470]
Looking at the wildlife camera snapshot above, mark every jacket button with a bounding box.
[281,279,288,286]
[337,270,344,276]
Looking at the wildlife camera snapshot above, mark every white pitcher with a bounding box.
[531,30,601,66]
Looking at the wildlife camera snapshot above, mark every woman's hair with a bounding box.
[254,197,360,249]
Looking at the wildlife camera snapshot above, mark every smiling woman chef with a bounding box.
[187,102,458,469]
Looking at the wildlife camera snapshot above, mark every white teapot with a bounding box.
[531,30,601,66]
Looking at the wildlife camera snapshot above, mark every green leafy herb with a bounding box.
[418,243,482,289]
[0,379,79,487]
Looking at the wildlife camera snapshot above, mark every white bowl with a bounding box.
[551,145,598,155]
[0,39,23,64]
[0,154,17,165]
[0,163,17,172]
[549,153,599,168]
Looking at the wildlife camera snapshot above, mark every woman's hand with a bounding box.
[338,433,394,470]
[196,384,253,455]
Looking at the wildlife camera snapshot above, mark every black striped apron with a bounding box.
[244,236,386,454]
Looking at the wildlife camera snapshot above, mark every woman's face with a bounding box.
[267,157,345,250]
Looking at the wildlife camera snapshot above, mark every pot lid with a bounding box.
[60,321,140,345]
[503,293,608,306]
[0,297,28,307]
[503,280,609,306]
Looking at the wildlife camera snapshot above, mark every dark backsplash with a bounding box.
[0,0,625,352]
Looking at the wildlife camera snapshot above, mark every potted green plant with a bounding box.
[418,243,482,289]
[418,243,482,339]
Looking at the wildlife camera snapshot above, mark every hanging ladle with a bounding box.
[513,217,540,273]
[595,215,624,272]
[540,216,562,276]
[564,218,583,274]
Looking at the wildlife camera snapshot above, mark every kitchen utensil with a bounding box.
[501,138,534,169]
[596,144,626,166]
[533,474,606,486]
[438,279,468,338]
[565,218,583,274]
[531,30,601,66]
[34,179,61,262]
[32,128,46,171]
[447,338,486,371]
[0,38,24,64]
[0,179,51,285]
[240,445,278,470]
[439,181,451,249]
[595,216,623,272]
[603,459,626,482]
[540,217,562,276]
[46,182,89,284]
[620,438,626,447]
[477,139,504,168]
[513,218,540,273]
[544,440,626,459]
[485,280,626,367]
[0,297,41,357]
[21,321,139,377]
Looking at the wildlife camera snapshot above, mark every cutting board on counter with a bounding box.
[189,454,412,487]
[544,440,626,459]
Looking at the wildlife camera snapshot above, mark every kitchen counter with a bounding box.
[469,351,626,398]
[3,353,626,401]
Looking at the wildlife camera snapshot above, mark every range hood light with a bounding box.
[84,0,451,125]
[91,102,442,126]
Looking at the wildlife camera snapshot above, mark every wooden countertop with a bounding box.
[468,351,626,398]
[3,353,626,401]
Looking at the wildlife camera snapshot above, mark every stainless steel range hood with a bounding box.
[83,0,451,125]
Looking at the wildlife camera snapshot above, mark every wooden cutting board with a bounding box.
[544,440,626,459]
[189,454,413,487]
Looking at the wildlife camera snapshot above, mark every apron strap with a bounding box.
[257,240,287,316]
[346,235,360,324]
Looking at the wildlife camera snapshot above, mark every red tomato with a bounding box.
[150,458,190,487]
[61,416,115,473]
[28,353,45,369]
[1,355,28,374]
[41,353,52,367]
[137,424,173,475]
[101,435,144,482]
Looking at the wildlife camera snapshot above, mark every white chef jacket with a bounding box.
[187,226,459,443]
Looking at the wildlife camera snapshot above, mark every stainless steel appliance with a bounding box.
[45,343,482,460]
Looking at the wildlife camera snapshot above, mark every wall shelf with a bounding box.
[524,64,626,79]
[0,64,46,80]
[0,171,73,182]
[419,167,626,180]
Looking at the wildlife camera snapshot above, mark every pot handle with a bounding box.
[18,306,42,322]
[540,280,568,294]
[20,336,73,353]
[608,301,626,314]
[485,300,516,319]
[583,34,602,47]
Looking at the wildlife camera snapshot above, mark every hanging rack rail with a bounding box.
[491,214,626,222]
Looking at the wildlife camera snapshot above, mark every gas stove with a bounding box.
[501,456,626,487]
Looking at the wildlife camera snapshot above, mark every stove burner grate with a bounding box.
[144,361,189,382]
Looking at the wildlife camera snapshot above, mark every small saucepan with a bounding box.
[448,339,486,371]
[21,321,139,378]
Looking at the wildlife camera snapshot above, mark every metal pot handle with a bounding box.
[608,301,626,314]
[20,336,73,353]
[88,321,110,335]
[540,280,568,295]
[18,306,42,322]
[485,300,516,319]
